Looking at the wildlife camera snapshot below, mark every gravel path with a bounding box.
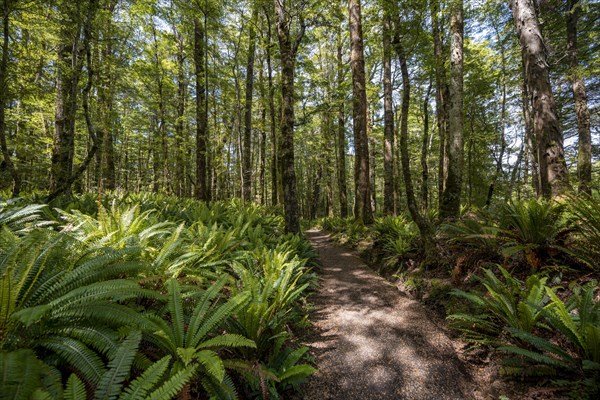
[302,229,476,400]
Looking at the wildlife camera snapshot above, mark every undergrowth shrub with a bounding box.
[0,193,317,399]
[449,266,600,397]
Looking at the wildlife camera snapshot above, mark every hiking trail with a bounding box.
[302,229,478,400]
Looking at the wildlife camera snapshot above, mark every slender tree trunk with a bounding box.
[349,0,373,224]
[566,0,591,195]
[175,31,186,197]
[194,17,209,201]
[509,0,570,197]
[265,10,278,206]
[382,6,394,215]
[395,34,434,248]
[242,6,259,202]
[0,0,20,197]
[274,0,304,233]
[336,33,348,218]
[486,39,507,206]
[431,0,448,207]
[440,0,464,219]
[421,84,432,209]
[259,66,267,204]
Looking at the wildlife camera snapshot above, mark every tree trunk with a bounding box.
[274,0,304,233]
[349,0,373,224]
[486,36,507,206]
[509,0,570,198]
[242,6,258,202]
[421,84,432,209]
[194,17,209,201]
[431,0,448,208]
[382,6,394,215]
[0,0,20,197]
[440,0,464,219]
[336,33,348,218]
[265,10,278,206]
[174,29,186,197]
[48,0,100,202]
[51,1,85,196]
[566,0,591,195]
[395,34,434,249]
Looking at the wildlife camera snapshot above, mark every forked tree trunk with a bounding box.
[349,0,373,224]
[509,0,570,198]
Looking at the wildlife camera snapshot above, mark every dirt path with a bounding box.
[302,230,477,400]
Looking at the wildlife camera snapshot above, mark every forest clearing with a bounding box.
[1,0,599,399]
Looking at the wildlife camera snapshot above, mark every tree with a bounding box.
[242,5,259,202]
[566,0,592,195]
[194,16,209,201]
[349,0,373,224]
[508,0,570,198]
[274,0,305,233]
[440,0,464,219]
[382,1,394,216]
[0,0,21,197]
[336,31,348,218]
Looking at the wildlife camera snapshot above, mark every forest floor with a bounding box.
[301,229,482,400]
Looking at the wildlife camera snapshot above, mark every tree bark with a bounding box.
[382,5,394,215]
[431,0,448,208]
[336,32,348,218]
[242,6,259,202]
[0,0,20,197]
[509,0,570,198]
[265,9,278,206]
[194,17,209,201]
[395,33,434,249]
[349,0,373,224]
[566,0,591,195]
[421,84,432,209]
[174,27,186,197]
[274,0,304,233]
[50,0,85,196]
[440,0,464,219]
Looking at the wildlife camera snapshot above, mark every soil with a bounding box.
[301,229,484,400]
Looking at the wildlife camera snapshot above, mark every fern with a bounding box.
[94,331,142,400]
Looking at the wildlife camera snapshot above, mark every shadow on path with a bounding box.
[302,229,475,400]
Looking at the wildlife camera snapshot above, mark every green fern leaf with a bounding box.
[94,331,141,400]
[64,374,87,400]
[147,365,197,400]
[195,350,225,382]
[119,356,171,400]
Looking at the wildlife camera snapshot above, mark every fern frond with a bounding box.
[119,356,171,400]
[38,336,106,385]
[146,365,197,400]
[94,331,141,400]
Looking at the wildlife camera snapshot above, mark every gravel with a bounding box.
[301,229,477,400]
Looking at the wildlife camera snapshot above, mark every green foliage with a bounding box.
[448,266,549,345]
[568,194,600,270]
[373,215,419,266]
[0,194,316,399]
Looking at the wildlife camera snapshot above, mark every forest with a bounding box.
[0,0,599,399]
